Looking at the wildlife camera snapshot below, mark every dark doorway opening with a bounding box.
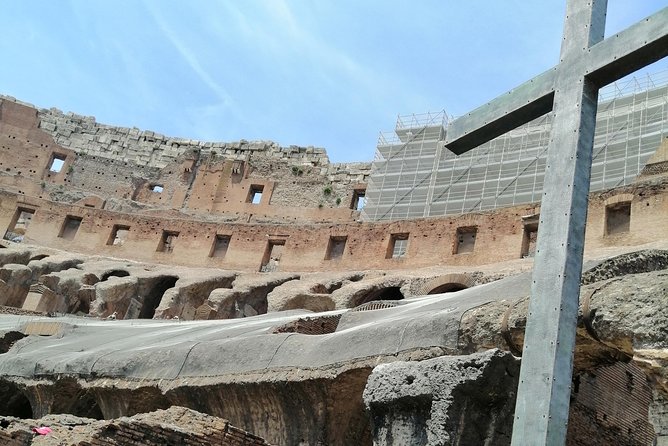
[0,381,33,418]
[353,286,405,307]
[260,240,286,272]
[139,276,178,319]
[605,202,631,235]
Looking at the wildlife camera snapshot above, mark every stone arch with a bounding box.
[420,273,476,295]
[351,286,404,308]
[69,390,103,420]
[0,381,33,418]
[101,269,130,281]
[603,193,634,207]
[93,386,170,419]
[139,276,178,319]
[49,378,103,420]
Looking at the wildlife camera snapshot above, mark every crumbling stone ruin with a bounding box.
[0,87,667,445]
[0,406,270,446]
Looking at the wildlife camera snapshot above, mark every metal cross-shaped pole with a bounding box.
[443,1,668,445]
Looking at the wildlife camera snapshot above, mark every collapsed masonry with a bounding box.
[0,406,271,446]
[0,95,371,224]
[0,248,666,445]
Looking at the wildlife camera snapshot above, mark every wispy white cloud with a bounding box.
[216,0,394,98]
[142,0,236,110]
[5,0,666,163]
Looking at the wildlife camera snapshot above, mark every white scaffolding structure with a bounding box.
[362,70,668,221]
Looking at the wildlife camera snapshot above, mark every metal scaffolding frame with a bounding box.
[362,70,668,221]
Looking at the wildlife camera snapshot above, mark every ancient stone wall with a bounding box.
[0,96,371,224]
[0,178,665,273]
[36,101,329,169]
[364,353,660,446]
[568,362,656,446]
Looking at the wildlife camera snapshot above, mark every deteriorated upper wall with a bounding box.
[0,95,371,224]
[35,99,330,169]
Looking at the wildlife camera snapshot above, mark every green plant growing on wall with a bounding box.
[291,166,304,176]
[40,181,46,189]
[323,186,332,196]
[336,197,341,205]
[67,165,74,174]
[318,203,324,208]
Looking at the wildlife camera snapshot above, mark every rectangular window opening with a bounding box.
[388,233,409,259]
[58,216,82,241]
[605,202,631,235]
[107,225,131,246]
[4,207,36,242]
[210,234,231,258]
[157,230,179,253]
[49,154,66,173]
[248,185,264,204]
[351,189,366,211]
[325,236,347,260]
[232,160,244,175]
[455,226,477,254]
[260,239,285,272]
[151,184,164,193]
[521,223,539,258]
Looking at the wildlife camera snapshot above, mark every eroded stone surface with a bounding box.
[582,249,668,285]
[0,406,272,446]
[363,349,520,446]
[0,244,665,444]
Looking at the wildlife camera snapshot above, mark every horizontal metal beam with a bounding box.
[444,69,556,155]
[586,7,668,87]
[444,7,667,156]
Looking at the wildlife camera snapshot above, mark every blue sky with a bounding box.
[1,1,666,162]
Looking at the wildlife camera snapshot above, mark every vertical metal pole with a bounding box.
[511,1,607,445]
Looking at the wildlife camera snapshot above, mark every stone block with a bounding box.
[40,121,56,132]
[364,349,520,446]
[22,287,58,313]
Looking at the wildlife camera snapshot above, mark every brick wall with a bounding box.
[273,314,342,335]
[0,177,665,273]
[567,362,656,446]
[0,96,371,224]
